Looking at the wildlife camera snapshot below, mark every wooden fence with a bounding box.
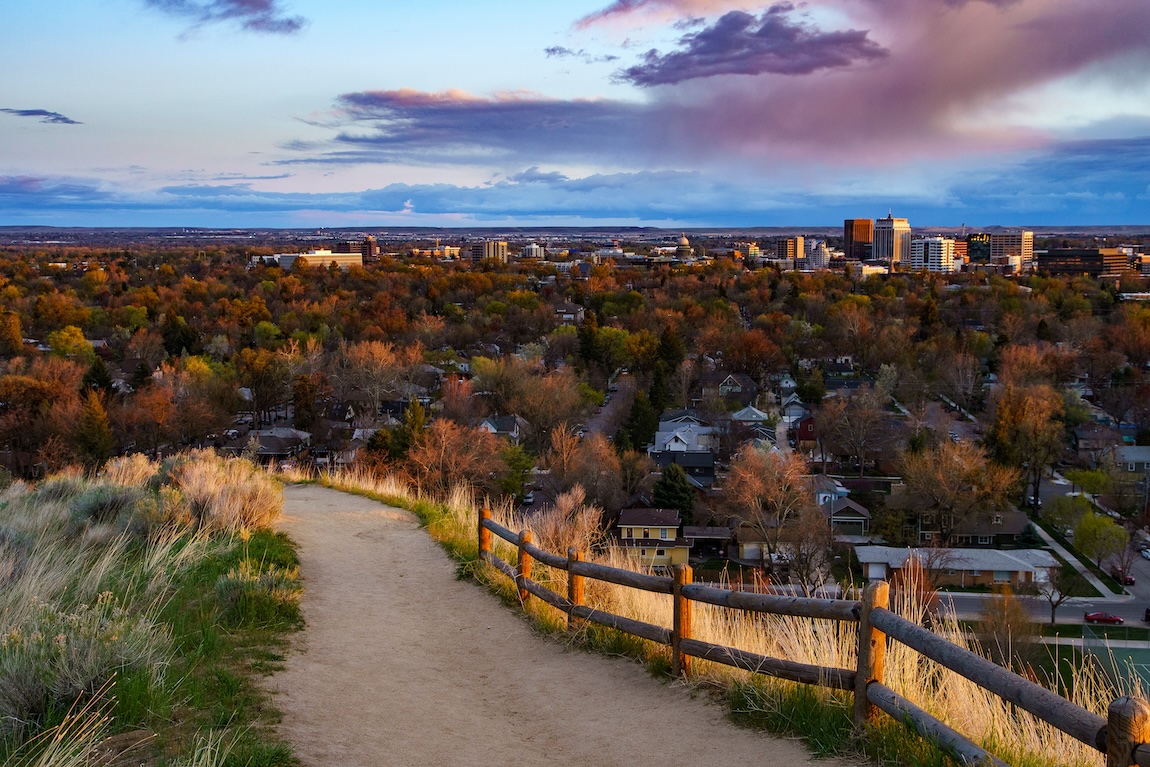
[478,509,1150,767]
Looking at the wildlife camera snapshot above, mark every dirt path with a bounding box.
[270,485,854,767]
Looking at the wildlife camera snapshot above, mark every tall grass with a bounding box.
[294,464,1122,767]
[2,454,297,766]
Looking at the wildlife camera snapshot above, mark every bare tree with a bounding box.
[724,447,816,575]
[817,384,889,477]
[899,441,1019,546]
[785,505,834,596]
[1032,568,1087,625]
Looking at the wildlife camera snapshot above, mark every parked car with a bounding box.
[1144,608,1150,624]
[521,492,535,506]
[1027,495,1042,510]
[1141,549,1150,561]
[1085,611,1125,625]
[1110,568,1136,586]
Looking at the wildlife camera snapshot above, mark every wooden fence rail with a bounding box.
[476,508,1150,767]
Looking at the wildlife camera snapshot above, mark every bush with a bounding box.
[170,451,282,532]
[101,454,159,488]
[32,472,87,505]
[215,559,301,628]
[70,485,148,529]
[0,593,171,737]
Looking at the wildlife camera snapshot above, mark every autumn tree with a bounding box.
[0,312,22,356]
[567,434,625,512]
[976,586,1039,670]
[816,384,890,477]
[898,440,1019,546]
[405,419,506,496]
[237,347,291,428]
[985,383,1065,505]
[724,448,816,574]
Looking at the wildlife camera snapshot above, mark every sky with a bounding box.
[2,0,1149,228]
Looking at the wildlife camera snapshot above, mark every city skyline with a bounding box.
[3,0,1150,227]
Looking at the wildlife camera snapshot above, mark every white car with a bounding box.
[1141,549,1150,561]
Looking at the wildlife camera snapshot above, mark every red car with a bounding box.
[1110,569,1136,586]
[1085,611,1125,625]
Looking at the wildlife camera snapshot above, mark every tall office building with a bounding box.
[873,214,911,265]
[909,237,956,273]
[776,236,804,268]
[521,242,546,260]
[843,219,874,261]
[990,231,1033,273]
[470,240,508,263]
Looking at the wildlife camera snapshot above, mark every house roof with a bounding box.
[822,497,871,520]
[731,405,772,423]
[1117,445,1150,464]
[683,526,734,540]
[853,546,1057,572]
[618,508,681,527]
[951,508,1030,536]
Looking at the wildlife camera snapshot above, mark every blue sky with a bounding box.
[2,0,1149,227]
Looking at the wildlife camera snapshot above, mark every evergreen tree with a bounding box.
[623,391,659,450]
[76,391,114,466]
[653,463,694,524]
[83,357,116,397]
[391,397,427,460]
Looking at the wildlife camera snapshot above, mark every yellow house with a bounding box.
[614,508,690,568]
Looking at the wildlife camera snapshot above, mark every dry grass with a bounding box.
[296,464,1128,767]
[167,450,283,532]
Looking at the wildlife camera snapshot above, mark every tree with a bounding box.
[47,325,95,364]
[75,390,114,466]
[976,586,1039,670]
[785,505,834,596]
[817,385,889,477]
[1032,567,1088,625]
[390,398,427,461]
[724,448,815,574]
[237,347,290,428]
[405,419,505,496]
[652,463,694,523]
[985,383,1065,508]
[898,441,1019,546]
[1074,512,1128,567]
[568,435,625,512]
[0,312,23,356]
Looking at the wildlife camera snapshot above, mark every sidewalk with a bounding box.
[1030,517,1125,601]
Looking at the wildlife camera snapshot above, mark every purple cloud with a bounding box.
[292,89,659,166]
[143,0,305,34]
[0,108,81,125]
[616,6,888,86]
[544,46,619,63]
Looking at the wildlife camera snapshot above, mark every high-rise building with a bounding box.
[873,214,911,265]
[910,237,956,273]
[776,236,804,268]
[470,241,508,263]
[805,240,831,270]
[843,219,874,261]
[990,231,1033,273]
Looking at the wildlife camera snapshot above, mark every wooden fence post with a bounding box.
[517,529,533,605]
[568,547,584,631]
[854,580,890,730]
[672,564,693,678]
[1107,696,1150,767]
[478,507,492,561]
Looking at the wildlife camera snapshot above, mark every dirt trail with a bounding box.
[270,485,855,767]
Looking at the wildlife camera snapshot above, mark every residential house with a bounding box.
[615,508,690,568]
[649,409,718,487]
[854,546,1057,589]
[683,525,734,559]
[554,302,586,325]
[916,508,1030,548]
[780,393,809,425]
[651,450,716,489]
[1073,424,1122,467]
[699,371,759,407]
[822,497,872,539]
[793,414,817,450]
[479,414,529,445]
[1116,445,1150,505]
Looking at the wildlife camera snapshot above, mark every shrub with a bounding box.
[101,455,159,489]
[215,559,302,628]
[0,528,32,588]
[170,451,282,532]
[69,485,148,529]
[32,472,86,505]
[0,593,171,737]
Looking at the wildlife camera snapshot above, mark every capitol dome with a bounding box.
[678,233,690,246]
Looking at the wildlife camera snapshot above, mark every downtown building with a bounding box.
[989,230,1034,274]
[873,214,911,265]
[470,240,509,263]
[909,237,957,273]
[843,219,873,261]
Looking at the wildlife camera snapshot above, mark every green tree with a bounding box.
[652,463,695,523]
[499,442,534,500]
[47,325,95,364]
[391,398,427,461]
[75,390,114,466]
[1075,512,1128,567]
